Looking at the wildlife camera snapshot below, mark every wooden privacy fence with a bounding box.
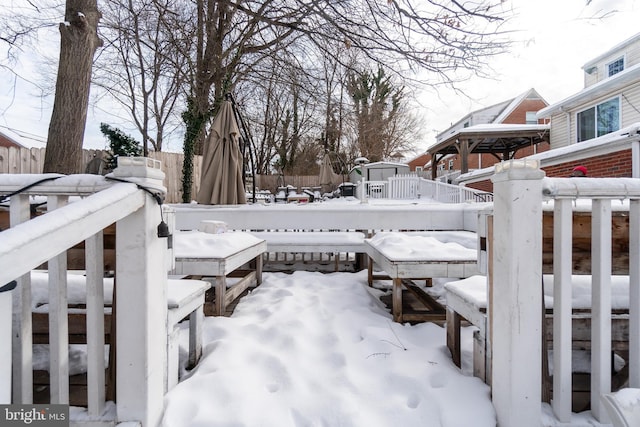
[0,146,346,203]
[0,147,201,204]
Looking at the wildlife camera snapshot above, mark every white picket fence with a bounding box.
[490,160,640,426]
[385,174,493,202]
[0,159,171,426]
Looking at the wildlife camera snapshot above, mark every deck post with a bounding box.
[490,160,544,427]
[114,158,168,426]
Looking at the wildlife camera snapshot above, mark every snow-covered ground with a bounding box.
[162,271,614,427]
[162,270,496,427]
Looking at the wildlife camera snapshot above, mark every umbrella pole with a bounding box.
[227,93,257,203]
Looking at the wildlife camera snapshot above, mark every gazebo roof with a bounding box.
[428,123,550,156]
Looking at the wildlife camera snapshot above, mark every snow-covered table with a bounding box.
[365,232,479,322]
[172,231,267,316]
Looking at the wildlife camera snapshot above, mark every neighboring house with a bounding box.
[0,130,26,149]
[534,31,640,177]
[425,88,550,183]
[457,32,640,192]
[406,152,430,175]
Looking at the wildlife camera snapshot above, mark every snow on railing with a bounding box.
[0,158,170,426]
[490,159,640,426]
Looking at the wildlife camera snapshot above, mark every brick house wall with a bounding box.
[407,153,430,171]
[464,149,633,193]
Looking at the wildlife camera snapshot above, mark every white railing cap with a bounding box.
[113,157,164,180]
[0,174,113,196]
[543,177,640,199]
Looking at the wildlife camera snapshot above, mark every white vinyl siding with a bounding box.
[620,83,640,125]
[626,42,640,68]
[549,112,570,149]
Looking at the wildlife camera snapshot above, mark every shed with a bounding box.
[349,161,410,183]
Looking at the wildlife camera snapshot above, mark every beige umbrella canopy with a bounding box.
[196,100,247,205]
[318,152,342,193]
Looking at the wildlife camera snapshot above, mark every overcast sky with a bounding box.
[1,0,639,154]
[416,0,640,153]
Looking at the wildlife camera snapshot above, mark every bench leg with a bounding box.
[167,326,179,391]
[473,329,486,382]
[367,257,373,286]
[215,276,226,316]
[392,278,403,322]
[256,255,263,286]
[188,306,203,369]
[446,308,461,368]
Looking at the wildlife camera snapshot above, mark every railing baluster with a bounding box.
[10,194,33,404]
[47,195,70,404]
[629,199,640,387]
[552,198,573,422]
[85,231,106,415]
[591,198,612,422]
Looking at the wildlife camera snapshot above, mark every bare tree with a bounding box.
[43,0,102,173]
[347,67,416,162]
[95,0,186,154]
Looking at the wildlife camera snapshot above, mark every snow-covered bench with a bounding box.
[444,275,631,399]
[30,271,211,395]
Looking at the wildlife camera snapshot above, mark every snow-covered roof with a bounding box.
[582,32,640,70]
[428,123,550,155]
[360,161,408,168]
[447,123,548,135]
[538,62,640,118]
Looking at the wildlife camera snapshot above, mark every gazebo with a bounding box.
[427,123,550,180]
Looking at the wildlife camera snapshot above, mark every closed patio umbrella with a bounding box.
[196,100,247,205]
[318,152,342,193]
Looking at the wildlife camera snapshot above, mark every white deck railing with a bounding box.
[386,174,493,203]
[0,158,170,426]
[490,160,640,426]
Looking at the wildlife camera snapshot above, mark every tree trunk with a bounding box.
[43,0,102,174]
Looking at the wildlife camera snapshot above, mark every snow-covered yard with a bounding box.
[163,270,496,427]
[163,271,616,427]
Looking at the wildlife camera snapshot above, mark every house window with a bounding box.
[448,160,454,170]
[525,111,537,124]
[415,166,423,173]
[577,97,620,142]
[607,57,624,77]
[438,164,444,171]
